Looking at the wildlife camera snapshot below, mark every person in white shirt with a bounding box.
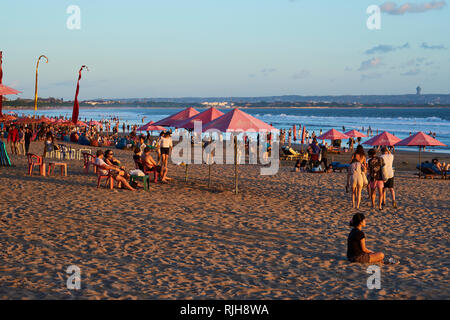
[94,150,135,191]
[380,147,397,208]
[159,132,173,170]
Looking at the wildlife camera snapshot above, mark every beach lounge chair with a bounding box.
[331,161,350,173]
[83,152,97,174]
[416,163,448,179]
[281,146,306,161]
[26,153,46,176]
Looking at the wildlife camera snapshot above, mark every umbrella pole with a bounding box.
[419,146,422,179]
[234,135,238,195]
[185,163,188,182]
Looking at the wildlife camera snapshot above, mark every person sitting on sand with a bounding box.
[347,213,384,264]
[293,159,308,172]
[142,146,170,182]
[95,150,135,191]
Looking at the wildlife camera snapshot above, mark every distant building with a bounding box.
[416,86,422,95]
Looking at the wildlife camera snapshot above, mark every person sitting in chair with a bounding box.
[142,146,170,182]
[95,150,135,191]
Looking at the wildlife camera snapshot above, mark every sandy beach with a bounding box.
[0,141,448,300]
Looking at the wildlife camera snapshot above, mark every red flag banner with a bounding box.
[72,65,88,124]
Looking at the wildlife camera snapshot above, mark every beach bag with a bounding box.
[130,169,145,177]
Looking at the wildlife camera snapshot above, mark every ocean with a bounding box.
[10,106,450,153]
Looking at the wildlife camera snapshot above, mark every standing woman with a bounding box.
[347,213,384,263]
[159,131,173,170]
[347,158,364,209]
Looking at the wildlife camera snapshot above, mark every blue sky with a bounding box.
[1,0,449,99]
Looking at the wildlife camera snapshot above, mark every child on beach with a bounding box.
[347,213,384,264]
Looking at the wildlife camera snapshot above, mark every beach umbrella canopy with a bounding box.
[75,120,88,127]
[363,131,401,146]
[153,107,199,127]
[137,121,166,132]
[0,114,16,122]
[395,131,446,148]
[88,120,102,126]
[16,117,37,124]
[201,108,278,195]
[202,108,278,133]
[176,107,224,130]
[345,129,367,138]
[39,116,52,123]
[317,129,349,140]
[0,84,21,95]
[395,132,446,178]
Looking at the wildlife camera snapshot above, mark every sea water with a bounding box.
[10,106,450,153]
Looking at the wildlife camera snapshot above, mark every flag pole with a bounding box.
[34,55,48,119]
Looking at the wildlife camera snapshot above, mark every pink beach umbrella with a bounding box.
[202,108,278,133]
[153,107,200,127]
[137,121,166,132]
[317,129,349,141]
[176,107,224,130]
[395,132,446,178]
[345,129,367,138]
[363,131,401,146]
[202,108,278,194]
[88,120,102,126]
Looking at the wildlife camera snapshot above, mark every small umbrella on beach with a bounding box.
[363,131,401,147]
[345,129,367,138]
[137,121,166,132]
[395,132,446,178]
[88,120,102,126]
[317,129,349,141]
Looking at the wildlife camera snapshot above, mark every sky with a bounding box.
[1,0,449,99]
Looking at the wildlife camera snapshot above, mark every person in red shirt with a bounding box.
[7,125,19,155]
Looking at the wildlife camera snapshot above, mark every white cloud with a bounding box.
[358,57,382,71]
[381,1,447,15]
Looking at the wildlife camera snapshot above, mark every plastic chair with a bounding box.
[83,153,97,174]
[93,164,122,189]
[134,158,159,183]
[27,153,46,176]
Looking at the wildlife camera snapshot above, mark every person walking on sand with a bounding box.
[347,157,364,209]
[347,213,384,264]
[367,148,385,210]
[380,147,397,209]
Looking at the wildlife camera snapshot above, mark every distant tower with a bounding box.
[416,86,422,95]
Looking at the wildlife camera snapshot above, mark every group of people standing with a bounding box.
[347,145,397,210]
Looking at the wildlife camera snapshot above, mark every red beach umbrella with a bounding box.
[137,121,166,132]
[293,125,297,141]
[363,131,401,146]
[202,108,278,194]
[153,107,200,127]
[202,108,278,133]
[345,129,367,138]
[176,107,224,130]
[317,129,349,141]
[395,132,446,177]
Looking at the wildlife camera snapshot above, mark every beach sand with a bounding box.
[0,141,448,300]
